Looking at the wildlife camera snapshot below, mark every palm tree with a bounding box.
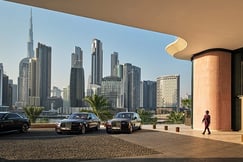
[23,106,44,123]
[83,94,112,121]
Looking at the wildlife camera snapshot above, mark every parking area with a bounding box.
[0,127,158,161]
[1,125,243,162]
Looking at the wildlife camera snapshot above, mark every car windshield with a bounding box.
[69,114,88,120]
[116,113,133,119]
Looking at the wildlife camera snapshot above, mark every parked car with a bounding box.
[0,112,31,134]
[55,112,101,134]
[105,112,142,134]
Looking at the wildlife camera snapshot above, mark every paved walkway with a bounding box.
[86,124,243,162]
[143,124,243,145]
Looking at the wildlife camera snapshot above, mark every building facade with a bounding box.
[101,76,121,108]
[156,75,180,114]
[121,63,141,112]
[140,80,157,110]
[35,43,52,108]
[70,46,85,107]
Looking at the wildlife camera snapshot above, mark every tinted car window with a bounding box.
[6,113,20,119]
[116,113,133,119]
[91,113,99,120]
[69,114,88,119]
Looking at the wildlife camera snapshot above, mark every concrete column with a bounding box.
[192,50,231,131]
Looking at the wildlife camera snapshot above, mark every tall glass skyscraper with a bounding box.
[18,9,34,107]
[70,46,85,107]
[91,39,103,85]
[36,43,52,108]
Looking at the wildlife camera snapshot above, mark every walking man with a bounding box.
[202,110,211,135]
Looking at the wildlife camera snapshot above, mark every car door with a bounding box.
[86,114,94,128]
[90,113,99,128]
[0,113,11,132]
[7,113,22,131]
[2,113,17,131]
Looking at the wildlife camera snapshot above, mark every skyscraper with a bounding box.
[2,74,9,106]
[121,63,141,112]
[28,58,40,106]
[101,76,121,108]
[111,52,119,77]
[18,9,34,107]
[0,63,3,106]
[36,43,52,108]
[91,39,103,85]
[9,80,18,107]
[70,46,85,107]
[27,9,34,58]
[140,80,157,110]
[156,75,180,113]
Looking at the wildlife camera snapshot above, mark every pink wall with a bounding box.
[193,50,231,131]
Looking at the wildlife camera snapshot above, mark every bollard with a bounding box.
[176,127,180,132]
[164,125,168,130]
[153,124,156,129]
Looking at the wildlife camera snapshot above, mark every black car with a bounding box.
[105,112,142,134]
[55,112,101,134]
[0,112,31,134]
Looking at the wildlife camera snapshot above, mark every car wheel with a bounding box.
[81,125,86,134]
[138,124,142,130]
[21,123,29,133]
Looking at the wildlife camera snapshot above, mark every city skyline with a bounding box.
[0,1,192,97]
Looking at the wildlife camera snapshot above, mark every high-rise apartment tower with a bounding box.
[91,39,103,85]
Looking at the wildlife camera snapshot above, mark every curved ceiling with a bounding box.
[7,0,243,60]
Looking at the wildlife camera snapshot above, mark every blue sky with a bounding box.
[0,1,191,97]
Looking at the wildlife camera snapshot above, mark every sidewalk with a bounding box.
[143,124,243,145]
